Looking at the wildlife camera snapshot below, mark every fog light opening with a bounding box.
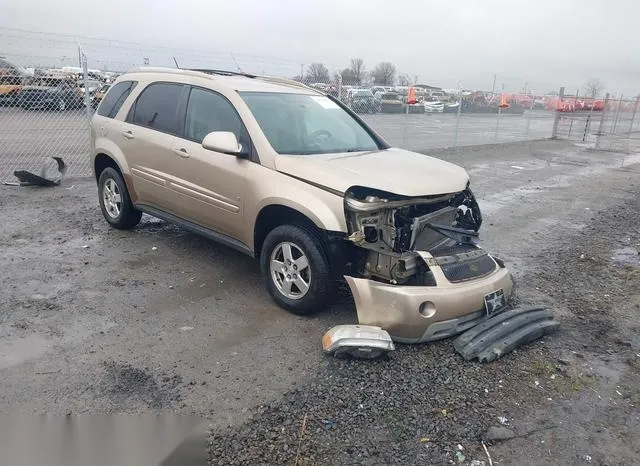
[419,301,436,318]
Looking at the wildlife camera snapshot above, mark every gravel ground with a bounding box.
[0,138,638,465]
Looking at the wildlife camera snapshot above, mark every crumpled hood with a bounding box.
[275,147,469,197]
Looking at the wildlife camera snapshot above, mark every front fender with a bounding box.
[242,163,348,249]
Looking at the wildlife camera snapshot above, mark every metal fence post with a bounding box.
[494,106,501,142]
[628,95,640,137]
[568,88,579,138]
[582,115,591,142]
[337,73,342,103]
[551,86,565,139]
[612,94,623,134]
[595,92,610,150]
[584,95,595,141]
[453,93,462,147]
[81,48,91,122]
[524,93,535,139]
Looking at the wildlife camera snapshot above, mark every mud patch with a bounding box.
[100,361,183,410]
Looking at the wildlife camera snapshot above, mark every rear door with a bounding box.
[118,82,188,215]
[168,86,250,238]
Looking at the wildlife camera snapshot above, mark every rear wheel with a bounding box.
[57,98,66,111]
[98,167,142,229]
[260,224,332,315]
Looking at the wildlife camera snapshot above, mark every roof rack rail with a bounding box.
[254,75,317,92]
[188,69,256,78]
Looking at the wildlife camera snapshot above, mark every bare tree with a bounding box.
[398,74,412,86]
[349,58,365,84]
[340,68,358,86]
[583,78,604,98]
[372,62,396,86]
[305,63,330,83]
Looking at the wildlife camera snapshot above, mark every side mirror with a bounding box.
[202,131,246,156]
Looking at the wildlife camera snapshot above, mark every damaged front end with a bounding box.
[342,184,515,343]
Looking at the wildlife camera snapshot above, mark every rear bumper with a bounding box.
[345,255,515,343]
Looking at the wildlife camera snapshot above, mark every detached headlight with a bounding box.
[322,325,395,359]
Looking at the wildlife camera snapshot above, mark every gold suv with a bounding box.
[91,68,513,343]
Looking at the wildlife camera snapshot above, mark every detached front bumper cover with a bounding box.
[345,251,515,344]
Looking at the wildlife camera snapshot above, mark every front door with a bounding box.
[167,86,249,239]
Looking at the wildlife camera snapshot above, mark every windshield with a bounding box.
[240,92,380,155]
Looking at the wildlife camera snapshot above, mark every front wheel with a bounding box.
[98,167,142,229]
[260,225,332,315]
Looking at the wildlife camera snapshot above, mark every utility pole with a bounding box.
[491,73,496,96]
[300,64,303,79]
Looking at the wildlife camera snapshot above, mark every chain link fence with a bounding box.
[1,27,638,183]
[551,87,640,151]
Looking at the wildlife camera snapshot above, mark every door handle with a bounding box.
[121,130,135,140]
[173,148,190,158]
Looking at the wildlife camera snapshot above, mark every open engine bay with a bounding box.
[344,184,500,286]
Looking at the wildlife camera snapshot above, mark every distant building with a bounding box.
[415,84,442,91]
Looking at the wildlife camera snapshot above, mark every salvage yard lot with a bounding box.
[0,139,639,464]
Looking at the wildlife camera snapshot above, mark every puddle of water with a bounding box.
[611,247,640,267]
[0,334,51,369]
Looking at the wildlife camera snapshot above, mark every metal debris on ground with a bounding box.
[11,157,67,187]
[454,306,560,362]
[322,325,395,359]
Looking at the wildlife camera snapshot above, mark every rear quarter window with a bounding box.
[97,80,138,118]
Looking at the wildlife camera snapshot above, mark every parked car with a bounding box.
[18,76,84,111]
[90,68,513,343]
[378,92,404,113]
[423,96,444,113]
[347,89,380,113]
[0,74,24,106]
[443,102,460,113]
[77,79,103,99]
[92,83,111,108]
[429,90,449,102]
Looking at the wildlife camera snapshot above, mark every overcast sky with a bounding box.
[1,0,638,95]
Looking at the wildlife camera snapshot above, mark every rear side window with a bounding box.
[128,82,184,135]
[97,80,137,118]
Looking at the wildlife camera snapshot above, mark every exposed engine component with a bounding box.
[344,185,487,284]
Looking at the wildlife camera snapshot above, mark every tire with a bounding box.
[98,167,142,230]
[57,98,67,111]
[260,224,332,315]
